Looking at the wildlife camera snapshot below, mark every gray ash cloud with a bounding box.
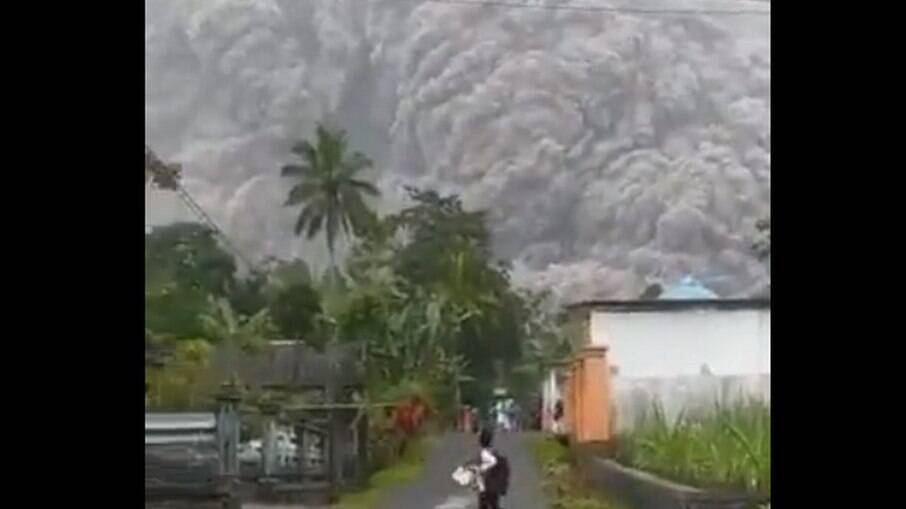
[145,0,770,300]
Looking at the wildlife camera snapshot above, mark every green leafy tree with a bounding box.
[365,291,471,386]
[388,187,512,352]
[228,272,269,318]
[342,187,525,407]
[199,296,277,353]
[264,258,314,293]
[145,223,237,295]
[269,283,323,344]
[145,223,238,339]
[154,339,218,409]
[390,186,492,287]
[279,124,381,274]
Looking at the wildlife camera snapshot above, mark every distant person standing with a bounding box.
[552,399,564,434]
[509,401,521,432]
[495,400,508,432]
[504,398,515,431]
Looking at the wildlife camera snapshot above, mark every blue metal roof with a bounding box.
[659,276,719,300]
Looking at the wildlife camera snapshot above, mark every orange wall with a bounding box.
[563,346,612,443]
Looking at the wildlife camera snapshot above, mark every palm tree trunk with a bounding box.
[328,248,337,287]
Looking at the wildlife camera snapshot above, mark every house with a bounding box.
[550,277,770,441]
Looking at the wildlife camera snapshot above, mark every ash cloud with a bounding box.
[145,0,770,300]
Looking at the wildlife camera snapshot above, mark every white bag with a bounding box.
[451,466,475,487]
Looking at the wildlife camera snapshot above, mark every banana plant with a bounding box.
[199,296,277,383]
[199,296,275,352]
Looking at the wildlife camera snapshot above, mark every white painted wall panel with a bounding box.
[591,309,770,378]
[588,306,770,431]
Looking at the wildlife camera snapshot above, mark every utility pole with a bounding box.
[145,145,258,273]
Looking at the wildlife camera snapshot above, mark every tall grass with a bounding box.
[614,398,770,494]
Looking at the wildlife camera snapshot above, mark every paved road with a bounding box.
[377,432,549,509]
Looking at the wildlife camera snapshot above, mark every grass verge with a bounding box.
[613,398,770,494]
[334,435,434,509]
[529,435,625,509]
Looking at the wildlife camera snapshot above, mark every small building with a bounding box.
[557,277,770,440]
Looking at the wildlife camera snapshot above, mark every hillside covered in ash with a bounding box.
[145,0,770,300]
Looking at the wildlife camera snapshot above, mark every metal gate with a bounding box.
[145,385,242,508]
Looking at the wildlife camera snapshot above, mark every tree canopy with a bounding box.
[146,131,566,415]
[145,223,237,339]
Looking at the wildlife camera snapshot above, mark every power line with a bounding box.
[379,0,770,16]
[173,183,259,272]
[146,146,259,273]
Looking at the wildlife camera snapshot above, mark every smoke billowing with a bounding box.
[145,0,770,301]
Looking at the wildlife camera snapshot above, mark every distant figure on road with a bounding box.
[552,399,564,434]
[494,400,508,432]
[508,401,521,432]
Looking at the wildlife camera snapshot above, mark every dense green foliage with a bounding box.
[145,223,237,339]
[328,185,570,413]
[269,283,323,341]
[145,126,567,414]
[614,399,771,494]
[147,126,770,508]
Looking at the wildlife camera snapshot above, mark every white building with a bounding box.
[567,278,770,432]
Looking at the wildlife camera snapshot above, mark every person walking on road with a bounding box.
[475,428,509,509]
[453,428,510,509]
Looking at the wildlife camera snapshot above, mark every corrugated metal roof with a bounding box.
[145,413,216,431]
[145,433,217,445]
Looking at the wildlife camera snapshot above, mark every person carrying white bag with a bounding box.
[451,429,509,509]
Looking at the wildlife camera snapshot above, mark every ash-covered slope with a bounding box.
[145,0,770,300]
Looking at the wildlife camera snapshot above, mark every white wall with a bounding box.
[611,374,770,432]
[540,371,556,431]
[591,308,770,378]
[589,307,770,431]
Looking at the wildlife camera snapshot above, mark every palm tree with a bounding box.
[280,124,381,276]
